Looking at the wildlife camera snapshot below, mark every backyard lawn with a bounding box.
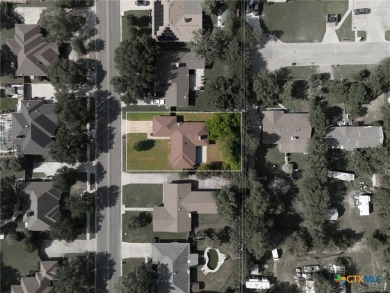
[207,141,225,163]
[126,133,172,171]
[122,212,188,243]
[176,112,214,122]
[122,184,163,207]
[0,97,18,113]
[262,1,348,42]
[336,12,354,41]
[126,112,167,121]
[121,10,151,40]
[0,240,40,276]
[122,258,145,276]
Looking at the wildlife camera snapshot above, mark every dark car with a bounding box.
[253,3,259,16]
[327,14,339,23]
[135,0,149,6]
[353,8,370,15]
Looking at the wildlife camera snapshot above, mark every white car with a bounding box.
[152,99,165,105]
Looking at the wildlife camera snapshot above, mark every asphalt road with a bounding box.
[95,0,122,291]
[258,39,390,71]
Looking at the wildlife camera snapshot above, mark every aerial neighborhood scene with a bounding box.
[1,0,390,292]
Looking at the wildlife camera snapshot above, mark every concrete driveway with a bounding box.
[257,39,390,71]
[126,120,153,134]
[120,0,152,14]
[122,243,152,258]
[352,0,390,42]
[29,83,56,100]
[43,239,96,258]
[15,6,44,25]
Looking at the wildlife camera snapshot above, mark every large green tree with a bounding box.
[375,188,390,230]
[52,166,78,195]
[66,192,95,218]
[0,176,16,221]
[115,260,157,293]
[55,252,95,292]
[369,57,390,96]
[47,58,87,91]
[56,93,90,129]
[50,213,86,242]
[201,0,219,15]
[313,270,338,293]
[253,69,280,106]
[206,76,243,110]
[39,7,85,43]
[212,187,240,225]
[111,36,159,105]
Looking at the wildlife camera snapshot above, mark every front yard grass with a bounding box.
[282,66,318,80]
[0,97,18,113]
[386,30,390,41]
[336,12,354,42]
[126,112,167,121]
[122,184,163,207]
[331,64,376,81]
[126,133,172,171]
[0,240,40,276]
[262,1,348,43]
[122,212,188,243]
[122,10,151,41]
[122,258,145,276]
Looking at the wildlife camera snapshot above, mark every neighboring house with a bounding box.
[153,182,217,233]
[325,126,384,150]
[11,260,57,293]
[261,110,312,153]
[6,24,59,76]
[327,207,339,221]
[152,116,209,169]
[152,0,202,42]
[327,171,355,182]
[12,100,57,155]
[20,181,61,231]
[152,243,198,293]
[155,51,205,109]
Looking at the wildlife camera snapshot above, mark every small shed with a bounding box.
[272,249,279,261]
[327,208,339,221]
[358,195,370,216]
[245,278,271,290]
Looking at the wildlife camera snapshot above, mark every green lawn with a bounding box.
[0,98,18,113]
[122,184,163,207]
[0,240,40,276]
[122,212,188,243]
[176,112,214,122]
[386,30,390,41]
[357,31,366,41]
[122,10,151,41]
[122,258,145,276]
[336,12,354,42]
[1,27,14,45]
[126,133,173,171]
[331,64,376,81]
[262,1,348,42]
[126,112,168,121]
[282,66,319,80]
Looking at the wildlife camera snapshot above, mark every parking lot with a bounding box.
[352,0,390,42]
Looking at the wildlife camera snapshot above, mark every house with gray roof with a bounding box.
[152,243,198,293]
[152,0,202,42]
[20,181,61,231]
[153,182,217,233]
[262,110,312,153]
[155,51,205,109]
[6,24,59,76]
[11,260,57,293]
[12,100,57,155]
[325,126,384,150]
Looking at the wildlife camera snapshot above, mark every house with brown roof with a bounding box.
[324,126,384,150]
[20,182,61,231]
[6,24,59,76]
[152,116,209,169]
[152,0,202,42]
[153,182,217,233]
[262,110,312,153]
[11,260,57,293]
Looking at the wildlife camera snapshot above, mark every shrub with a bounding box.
[133,140,155,151]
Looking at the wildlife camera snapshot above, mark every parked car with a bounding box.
[152,99,165,105]
[353,8,370,15]
[327,14,338,23]
[303,265,321,273]
[135,0,149,6]
[253,3,259,16]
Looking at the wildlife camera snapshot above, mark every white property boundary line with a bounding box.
[124,111,244,173]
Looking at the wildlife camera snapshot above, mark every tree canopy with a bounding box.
[0,176,16,221]
[369,57,390,96]
[52,166,78,195]
[66,192,95,218]
[47,58,87,91]
[55,93,91,128]
[253,69,280,106]
[111,36,159,105]
[206,76,243,110]
[39,7,85,43]
[50,212,86,242]
[115,260,157,293]
[201,0,219,15]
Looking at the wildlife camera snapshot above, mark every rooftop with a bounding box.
[358,195,370,216]
[6,24,59,76]
[262,110,312,153]
[325,126,384,150]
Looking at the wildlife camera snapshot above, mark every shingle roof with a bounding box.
[6,24,59,76]
[152,243,198,293]
[153,0,202,42]
[12,100,57,155]
[153,116,209,169]
[325,126,384,150]
[153,183,217,233]
[262,110,312,153]
[20,182,61,231]
[155,51,205,108]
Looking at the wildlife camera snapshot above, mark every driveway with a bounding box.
[43,239,96,258]
[120,0,152,14]
[257,39,390,71]
[15,6,44,25]
[122,242,152,258]
[29,83,56,100]
[352,0,390,42]
[126,120,153,134]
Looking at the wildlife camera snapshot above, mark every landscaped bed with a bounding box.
[122,258,145,276]
[121,10,151,41]
[122,212,188,243]
[0,98,18,113]
[262,1,348,43]
[122,184,163,207]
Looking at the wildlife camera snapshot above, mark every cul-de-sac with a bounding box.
[1,0,390,292]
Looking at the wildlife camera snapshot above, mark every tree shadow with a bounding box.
[1,253,20,292]
[95,161,106,184]
[94,251,116,293]
[94,185,120,232]
[155,262,174,293]
[0,44,17,76]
